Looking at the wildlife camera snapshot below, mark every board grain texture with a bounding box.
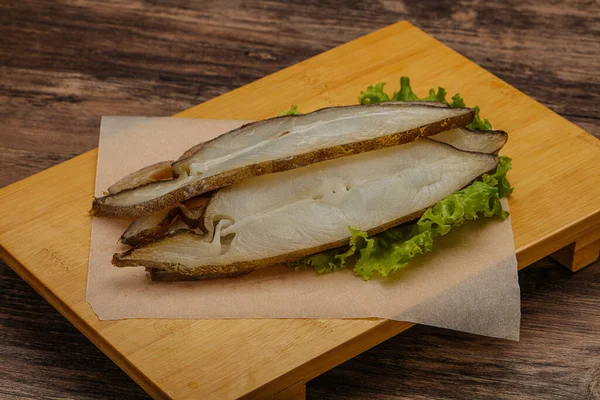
[1,1,599,400]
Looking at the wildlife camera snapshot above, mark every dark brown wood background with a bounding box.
[1,0,599,399]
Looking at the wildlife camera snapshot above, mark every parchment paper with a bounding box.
[87,117,521,340]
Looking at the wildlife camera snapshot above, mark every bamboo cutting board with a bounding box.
[1,21,599,400]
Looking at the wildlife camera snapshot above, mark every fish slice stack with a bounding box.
[92,101,509,281]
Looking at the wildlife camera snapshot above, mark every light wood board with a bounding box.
[1,21,599,400]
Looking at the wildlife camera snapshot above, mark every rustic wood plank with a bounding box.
[1,1,599,399]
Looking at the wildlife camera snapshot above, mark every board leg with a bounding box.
[273,381,306,400]
[551,238,600,272]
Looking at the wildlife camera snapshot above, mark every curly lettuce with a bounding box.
[294,157,513,280]
[277,105,301,116]
[279,77,492,130]
[359,76,492,130]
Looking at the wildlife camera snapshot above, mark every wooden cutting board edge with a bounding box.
[0,239,170,399]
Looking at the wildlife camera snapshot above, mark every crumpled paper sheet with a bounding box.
[87,117,521,340]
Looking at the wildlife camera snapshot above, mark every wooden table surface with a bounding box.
[1,1,598,399]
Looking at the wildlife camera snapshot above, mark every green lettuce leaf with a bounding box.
[358,76,492,130]
[391,76,420,101]
[277,105,300,116]
[294,156,513,280]
[292,227,369,274]
[468,106,493,131]
[291,250,339,274]
[450,93,466,108]
[281,77,492,130]
[357,82,391,104]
